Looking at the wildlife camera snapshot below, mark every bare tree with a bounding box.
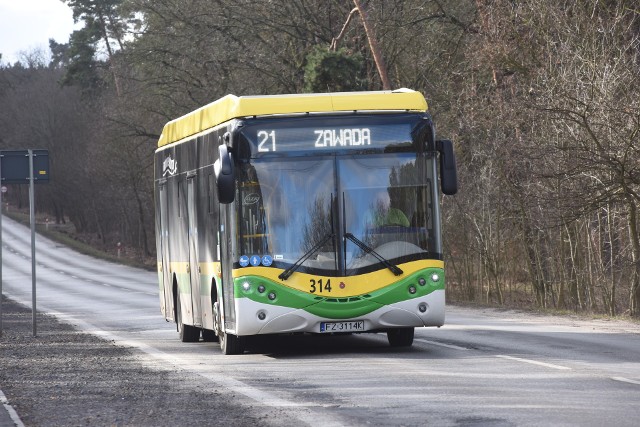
[352,0,391,89]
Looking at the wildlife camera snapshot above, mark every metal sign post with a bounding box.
[0,185,8,335]
[0,158,3,336]
[29,149,37,336]
[0,149,49,337]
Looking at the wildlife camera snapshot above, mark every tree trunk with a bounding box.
[131,178,151,257]
[352,0,392,90]
[628,199,640,316]
[97,13,122,97]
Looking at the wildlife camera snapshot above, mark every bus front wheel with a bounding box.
[220,331,243,355]
[387,327,414,347]
[214,300,243,354]
[176,291,200,343]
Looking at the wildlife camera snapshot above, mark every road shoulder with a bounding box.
[0,295,269,426]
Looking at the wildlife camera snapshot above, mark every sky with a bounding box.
[0,0,77,65]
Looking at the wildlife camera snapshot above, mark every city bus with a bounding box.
[154,89,457,354]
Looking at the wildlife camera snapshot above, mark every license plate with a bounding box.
[320,320,365,333]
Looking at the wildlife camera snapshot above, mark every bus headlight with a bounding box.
[431,273,440,283]
[408,285,417,295]
[257,285,266,293]
[242,282,251,292]
[268,292,277,301]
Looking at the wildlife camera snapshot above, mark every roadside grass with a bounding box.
[448,290,640,324]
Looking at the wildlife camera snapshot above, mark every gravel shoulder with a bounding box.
[0,296,278,427]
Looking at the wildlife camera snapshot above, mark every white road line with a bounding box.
[611,377,640,386]
[414,338,469,351]
[496,355,571,370]
[0,389,25,427]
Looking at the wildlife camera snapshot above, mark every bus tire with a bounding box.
[176,291,200,343]
[387,327,414,347]
[202,328,219,342]
[220,332,244,355]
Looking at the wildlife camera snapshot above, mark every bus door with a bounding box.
[158,183,173,320]
[187,176,202,326]
[218,202,236,332]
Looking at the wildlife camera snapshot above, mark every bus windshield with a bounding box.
[236,153,439,276]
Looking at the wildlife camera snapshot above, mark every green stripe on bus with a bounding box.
[234,268,444,320]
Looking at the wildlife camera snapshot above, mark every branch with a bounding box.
[330,8,358,51]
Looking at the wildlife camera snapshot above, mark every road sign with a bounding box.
[0,149,49,336]
[0,150,49,184]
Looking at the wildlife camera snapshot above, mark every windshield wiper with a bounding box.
[278,233,335,280]
[344,233,403,276]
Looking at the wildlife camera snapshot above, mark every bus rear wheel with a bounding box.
[387,327,414,347]
[202,329,219,342]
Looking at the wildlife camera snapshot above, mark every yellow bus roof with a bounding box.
[157,89,428,147]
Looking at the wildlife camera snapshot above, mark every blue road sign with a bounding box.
[0,150,49,184]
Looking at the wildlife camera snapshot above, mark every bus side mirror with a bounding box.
[436,139,458,195]
[214,144,235,204]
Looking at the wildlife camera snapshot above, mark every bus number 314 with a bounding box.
[309,278,332,294]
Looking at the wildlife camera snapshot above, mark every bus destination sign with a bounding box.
[248,123,412,154]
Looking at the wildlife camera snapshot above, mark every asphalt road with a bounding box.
[2,215,640,426]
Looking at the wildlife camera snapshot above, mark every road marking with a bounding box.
[0,389,25,427]
[496,355,571,370]
[414,338,469,351]
[611,377,640,386]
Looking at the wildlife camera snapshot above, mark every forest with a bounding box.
[0,0,638,317]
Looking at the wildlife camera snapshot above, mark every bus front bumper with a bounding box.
[233,289,444,336]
